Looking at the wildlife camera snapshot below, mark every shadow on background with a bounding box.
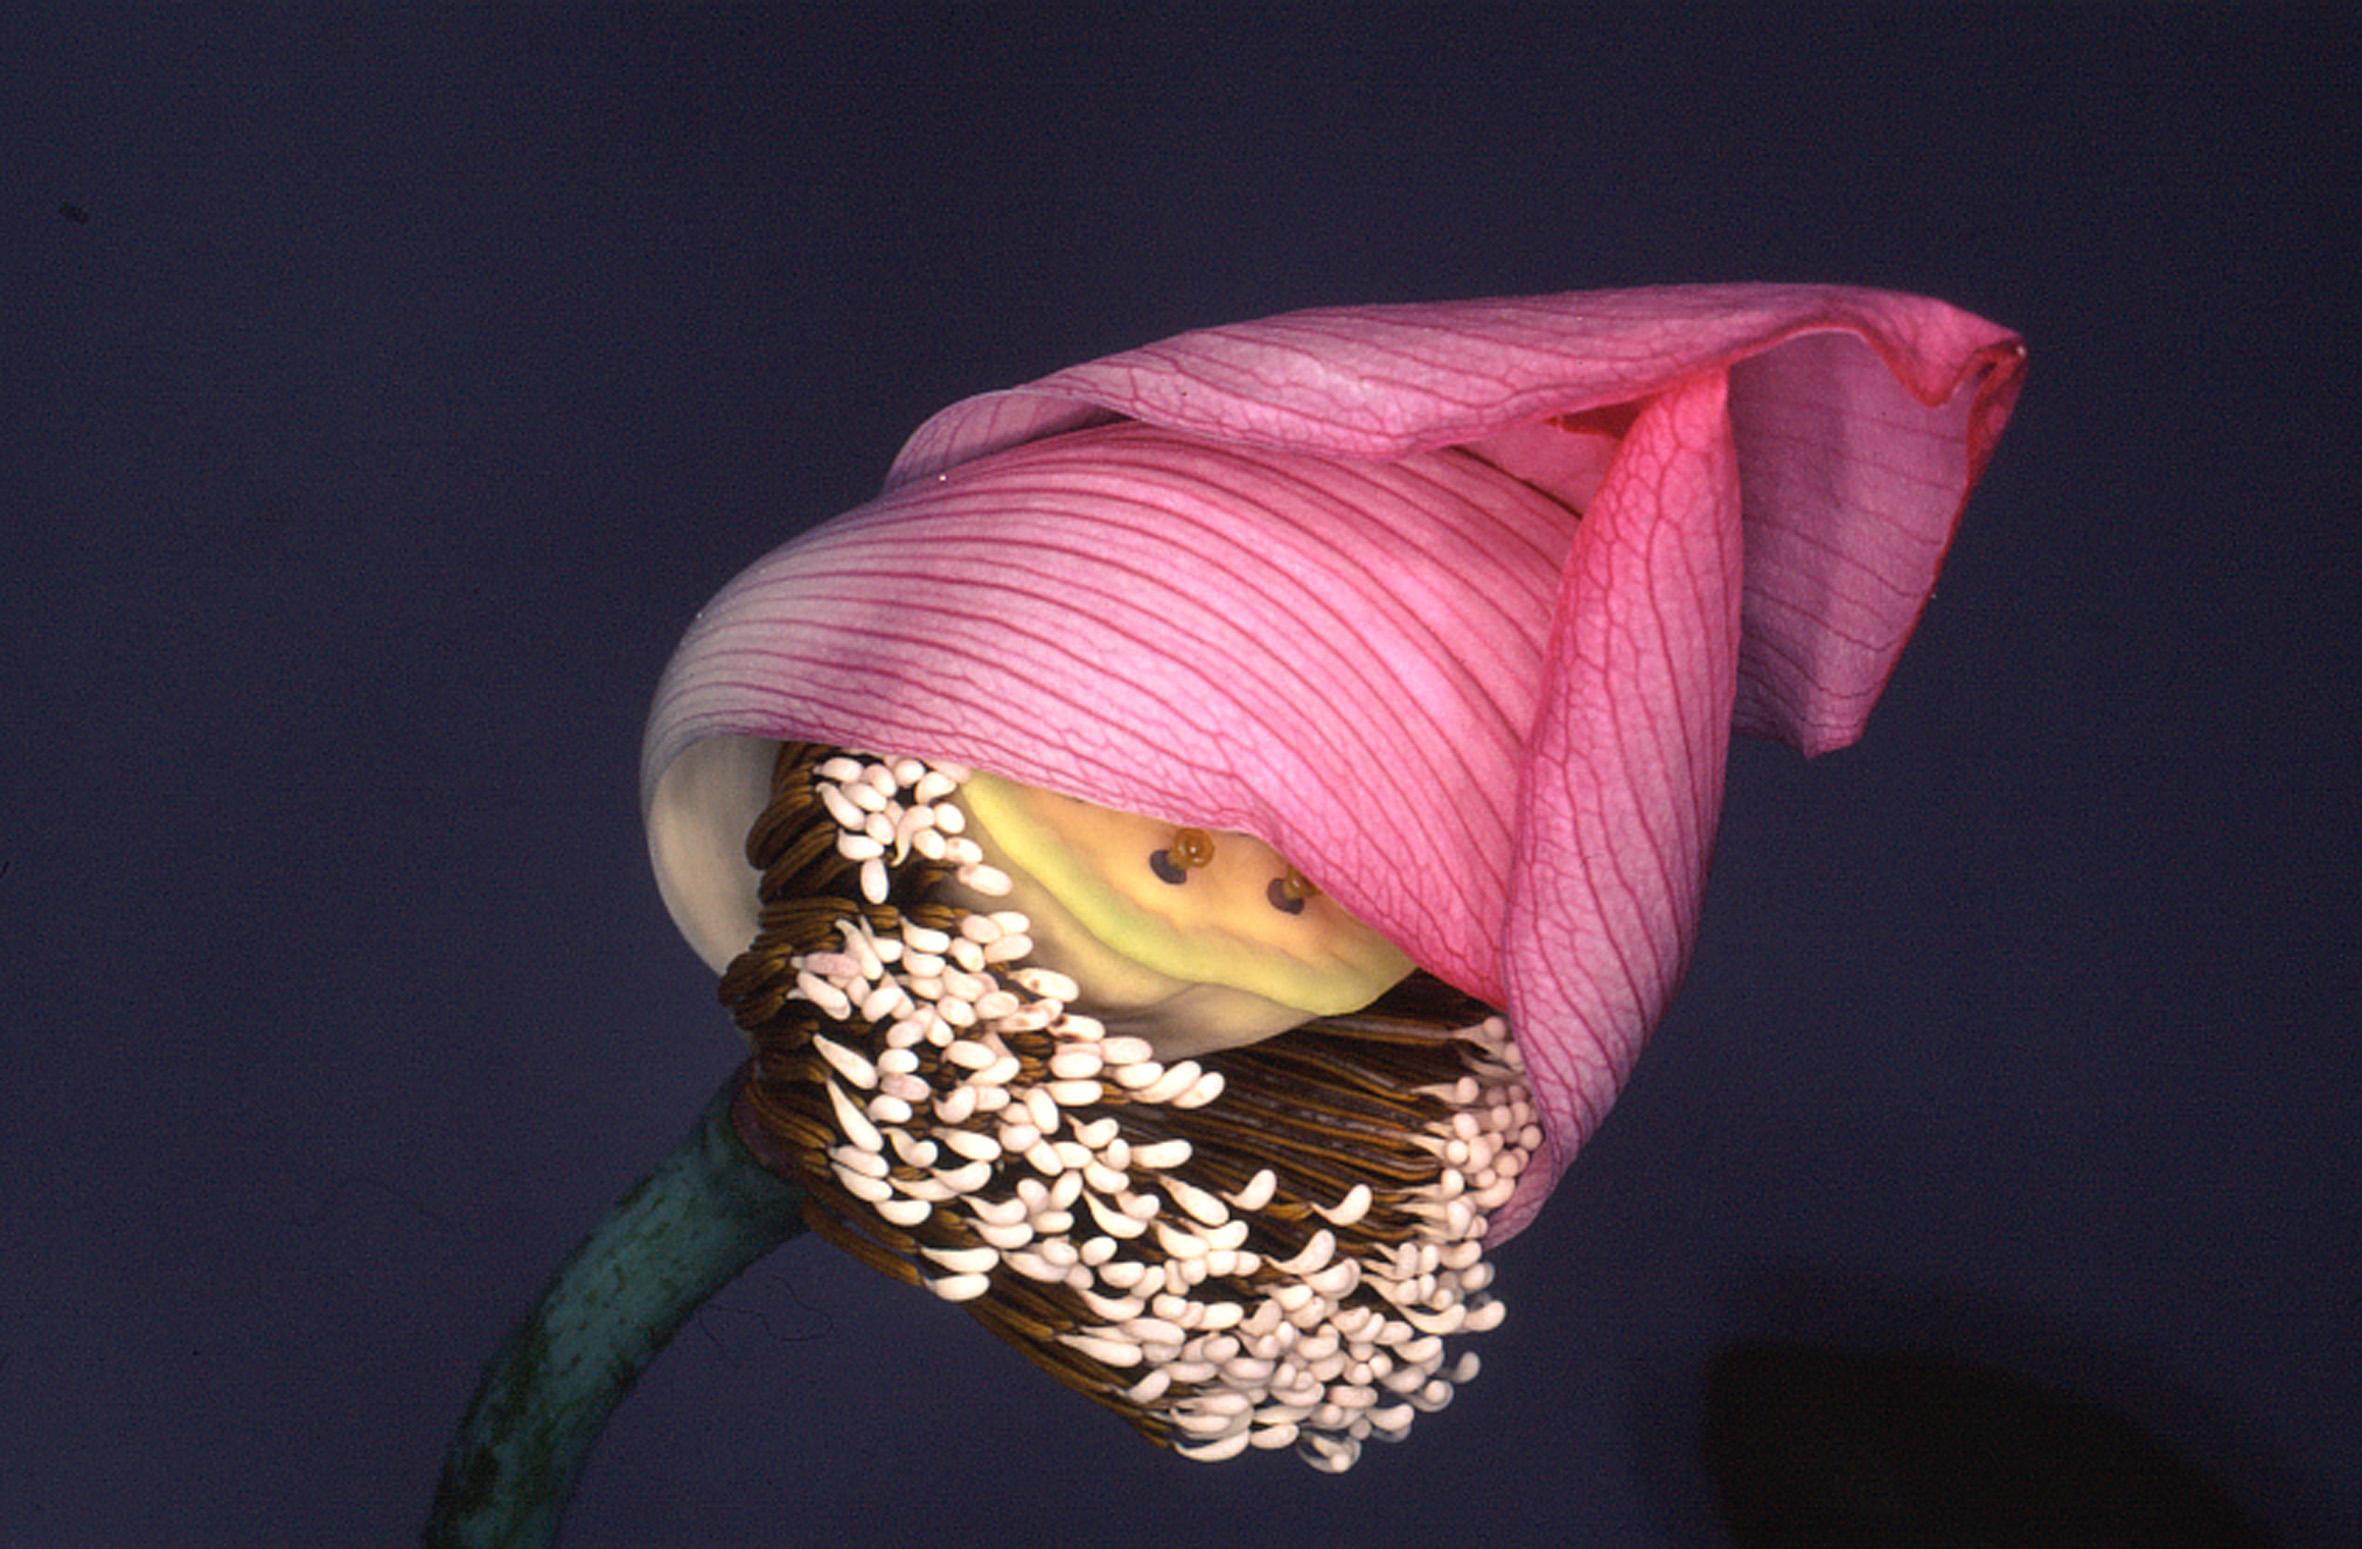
[1630,1272,2314,1548]
[1703,1341,2271,1548]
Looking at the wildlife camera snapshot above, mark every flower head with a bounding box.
[640,284,2025,1465]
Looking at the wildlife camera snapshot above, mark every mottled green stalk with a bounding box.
[425,1074,805,1548]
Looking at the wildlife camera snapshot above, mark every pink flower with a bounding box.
[643,284,2025,1242]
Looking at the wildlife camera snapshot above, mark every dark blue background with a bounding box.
[5,9,2355,1546]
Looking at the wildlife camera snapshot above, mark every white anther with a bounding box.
[958,863,1012,897]
[968,1053,1020,1087]
[1083,1192,1147,1239]
[918,1156,984,1193]
[956,1194,1018,1228]
[926,1272,990,1303]
[1171,1069,1226,1109]
[1162,1175,1230,1228]
[972,1219,1034,1250]
[901,924,952,955]
[1057,1332,1141,1369]
[800,951,863,982]
[875,1197,931,1228]
[982,931,1034,963]
[1401,1303,1468,1336]
[794,972,852,1021]
[1130,1139,1191,1171]
[828,1144,888,1180]
[809,1035,876,1089]
[1155,1221,1209,1260]
[1124,1367,1172,1405]
[832,1167,892,1204]
[1138,1061,1210,1106]
[1003,1250,1065,1283]
[817,783,865,830]
[1100,1260,1151,1292]
[1224,1169,1278,1212]
[1079,1287,1142,1322]
[886,1130,937,1169]
[1005,1089,1050,1135]
[1314,1183,1374,1228]
[1044,1080,1104,1108]
[1014,967,1081,1002]
[1175,1429,1253,1464]
[1112,1060,1167,1091]
[1201,1220,1248,1253]
[859,857,889,904]
[825,1080,882,1152]
[940,969,989,1002]
[1306,1259,1361,1298]
[1272,1230,1335,1276]
[1122,1316,1189,1348]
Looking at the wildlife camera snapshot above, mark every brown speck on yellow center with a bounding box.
[1269,866,1315,915]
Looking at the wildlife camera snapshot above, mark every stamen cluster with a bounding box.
[725,746,1540,1471]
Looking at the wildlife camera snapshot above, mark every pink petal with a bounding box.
[646,283,2025,1241]
[1495,372,1744,1239]
[644,424,1581,1002]
[891,283,2024,754]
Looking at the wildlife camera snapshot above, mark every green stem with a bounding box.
[425,1072,806,1548]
